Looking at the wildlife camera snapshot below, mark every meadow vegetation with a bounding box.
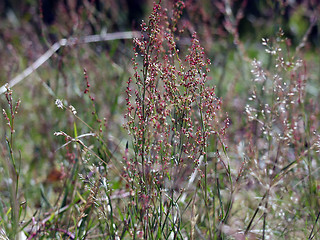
[1,0,320,239]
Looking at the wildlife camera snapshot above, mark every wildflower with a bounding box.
[315,134,320,153]
[69,105,77,115]
[125,0,228,193]
[54,131,66,137]
[55,99,64,109]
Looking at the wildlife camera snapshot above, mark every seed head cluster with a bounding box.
[124,0,228,201]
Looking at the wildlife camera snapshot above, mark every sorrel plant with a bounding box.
[1,86,21,239]
[124,1,229,238]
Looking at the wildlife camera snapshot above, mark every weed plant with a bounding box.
[1,0,320,239]
[124,1,229,239]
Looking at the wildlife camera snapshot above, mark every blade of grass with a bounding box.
[309,210,320,240]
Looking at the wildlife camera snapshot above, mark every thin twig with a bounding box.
[0,31,140,95]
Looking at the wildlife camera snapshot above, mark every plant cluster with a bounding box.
[1,0,320,239]
[124,1,229,238]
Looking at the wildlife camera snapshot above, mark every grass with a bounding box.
[1,0,320,239]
